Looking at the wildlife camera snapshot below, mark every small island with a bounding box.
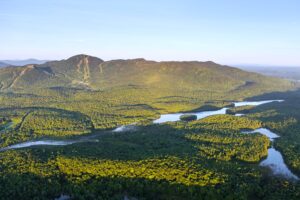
[180,114,197,121]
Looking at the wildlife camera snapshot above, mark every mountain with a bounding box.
[236,65,300,81]
[0,54,293,93]
[0,59,49,66]
[0,62,9,68]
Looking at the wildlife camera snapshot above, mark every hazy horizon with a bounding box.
[1,0,300,66]
[1,55,299,68]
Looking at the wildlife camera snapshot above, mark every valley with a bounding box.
[0,55,300,199]
[1,99,298,182]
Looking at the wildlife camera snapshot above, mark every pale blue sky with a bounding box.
[1,0,299,66]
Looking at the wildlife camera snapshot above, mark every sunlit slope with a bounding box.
[0,54,293,92]
[95,59,293,93]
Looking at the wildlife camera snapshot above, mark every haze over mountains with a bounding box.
[0,54,293,96]
[0,62,9,68]
[0,59,49,68]
[236,66,300,81]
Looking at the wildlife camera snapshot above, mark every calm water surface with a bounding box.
[243,128,299,180]
[154,100,282,124]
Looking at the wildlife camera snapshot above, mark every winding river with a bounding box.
[153,100,283,123]
[0,138,99,152]
[243,128,299,180]
[0,99,298,180]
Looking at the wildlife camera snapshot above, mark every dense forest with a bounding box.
[0,55,300,199]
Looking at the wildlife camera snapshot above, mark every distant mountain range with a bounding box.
[0,59,49,67]
[236,65,300,81]
[0,54,293,93]
[0,62,9,67]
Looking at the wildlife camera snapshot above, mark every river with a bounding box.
[243,128,299,180]
[153,100,283,123]
[0,99,298,180]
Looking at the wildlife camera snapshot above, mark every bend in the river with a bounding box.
[1,99,298,180]
[243,128,299,180]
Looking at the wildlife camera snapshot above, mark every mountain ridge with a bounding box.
[0,61,10,68]
[0,54,294,93]
[0,59,49,66]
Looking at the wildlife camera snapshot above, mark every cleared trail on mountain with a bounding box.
[5,65,34,89]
